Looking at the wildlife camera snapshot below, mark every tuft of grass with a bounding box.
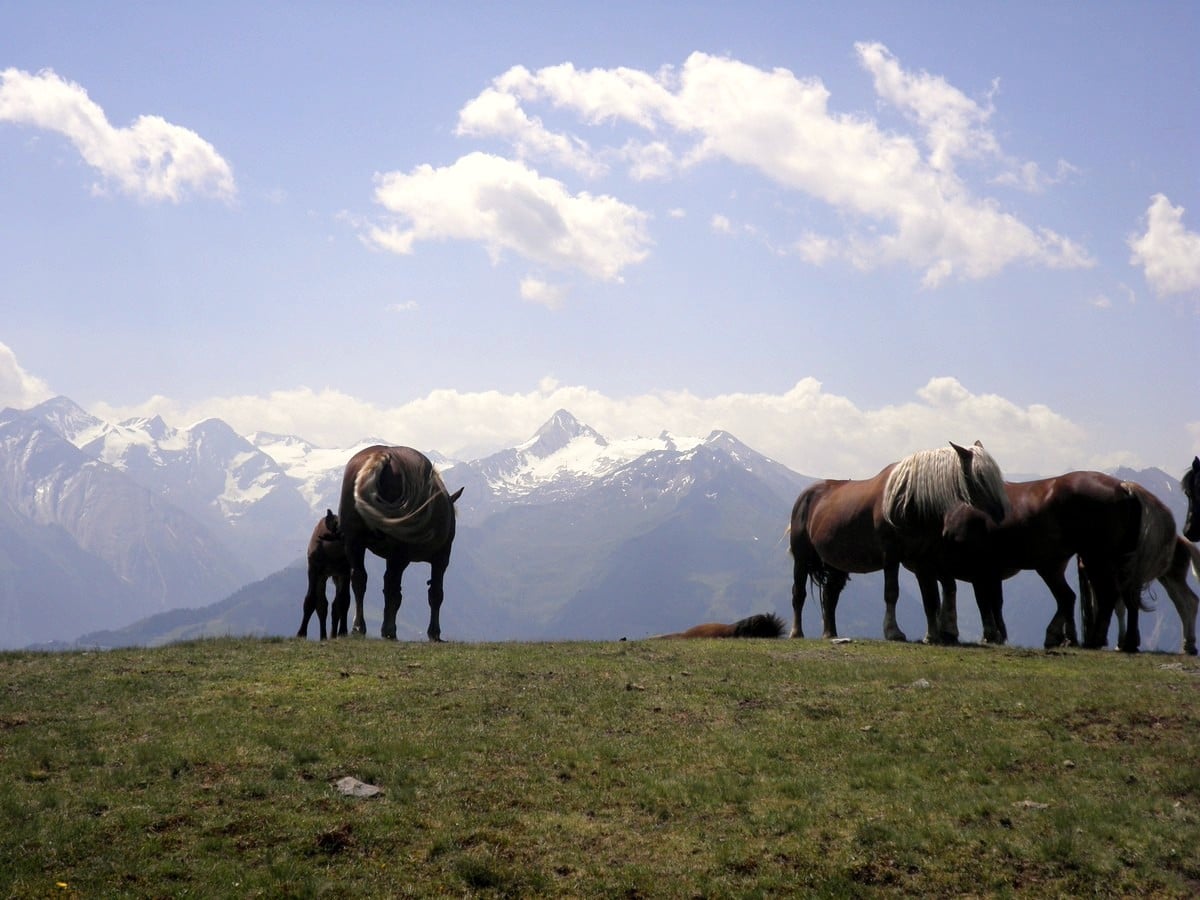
[1,637,1199,896]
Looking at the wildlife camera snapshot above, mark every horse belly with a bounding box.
[808,509,884,574]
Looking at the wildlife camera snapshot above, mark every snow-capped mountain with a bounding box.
[5,395,1196,652]
[0,406,251,647]
[29,397,314,577]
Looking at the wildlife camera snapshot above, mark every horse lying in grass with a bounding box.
[789,441,1010,645]
[338,445,463,641]
[653,613,786,639]
[297,509,350,641]
[940,474,1199,654]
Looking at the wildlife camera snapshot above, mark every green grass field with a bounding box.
[2,637,1198,897]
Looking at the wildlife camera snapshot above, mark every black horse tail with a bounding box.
[731,613,787,638]
[1120,483,1174,613]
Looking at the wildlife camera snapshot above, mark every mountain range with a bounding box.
[0,397,1194,652]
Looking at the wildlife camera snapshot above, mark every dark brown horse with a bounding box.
[789,441,1009,645]
[1183,456,1200,542]
[338,446,463,641]
[297,509,350,641]
[942,473,1199,654]
[653,612,786,639]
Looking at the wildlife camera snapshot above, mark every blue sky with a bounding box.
[1,1,1197,479]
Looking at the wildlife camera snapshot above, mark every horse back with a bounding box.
[338,444,458,562]
[794,468,892,572]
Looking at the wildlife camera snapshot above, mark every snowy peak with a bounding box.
[518,409,607,459]
[26,396,107,446]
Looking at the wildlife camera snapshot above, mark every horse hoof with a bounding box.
[1186,644,1198,656]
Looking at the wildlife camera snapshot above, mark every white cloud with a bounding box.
[0,342,54,409]
[1129,193,1200,298]
[0,67,235,203]
[855,41,998,173]
[99,375,1097,479]
[710,213,733,234]
[520,276,568,309]
[448,49,1091,287]
[367,152,650,281]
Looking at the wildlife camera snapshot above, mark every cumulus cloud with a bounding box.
[100,375,1095,479]
[1129,194,1200,298]
[0,67,235,203]
[520,276,568,309]
[367,152,649,281]
[0,342,54,409]
[435,48,1091,287]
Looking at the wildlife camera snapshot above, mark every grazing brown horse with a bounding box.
[942,474,1199,654]
[1183,457,1200,542]
[789,441,1009,645]
[297,509,350,641]
[338,446,463,641]
[653,612,786,639]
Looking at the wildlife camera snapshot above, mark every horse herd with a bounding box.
[297,442,1200,656]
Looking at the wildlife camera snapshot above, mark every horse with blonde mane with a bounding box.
[789,441,1009,645]
[338,445,463,641]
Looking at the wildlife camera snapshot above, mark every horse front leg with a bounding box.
[381,559,408,640]
[937,576,959,644]
[972,578,1006,645]
[820,569,849,640]
[915,570,944,644]
[882,562,907,642]
[1038,561,1078,648]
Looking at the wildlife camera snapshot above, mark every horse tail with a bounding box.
[354,448,451,546]
[1120,483,1176,612]
[882,441,1008,528]
[731,613,786,638]
[789,486,828,589]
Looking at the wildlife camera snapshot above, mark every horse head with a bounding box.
[951,440,1010,525]
[1184,456,1200,542]
[320,508,341,541]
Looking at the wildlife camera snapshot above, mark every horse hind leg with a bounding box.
[790,552,808,638]
[1039,561,1078,649]
[426,551,450,643]
[1159,540,1199,655]
[331,575,351,638]
[820,568,849,640]
[381,559,409,640]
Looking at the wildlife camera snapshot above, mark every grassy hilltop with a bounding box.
[2,637,1198,897]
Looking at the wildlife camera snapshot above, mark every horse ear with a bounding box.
[949,441,973,465]
[450,487,464,504]
[1193,456,1200,472]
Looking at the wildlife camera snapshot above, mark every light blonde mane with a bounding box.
[882,442,1008,529]
[354,449,449,546]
